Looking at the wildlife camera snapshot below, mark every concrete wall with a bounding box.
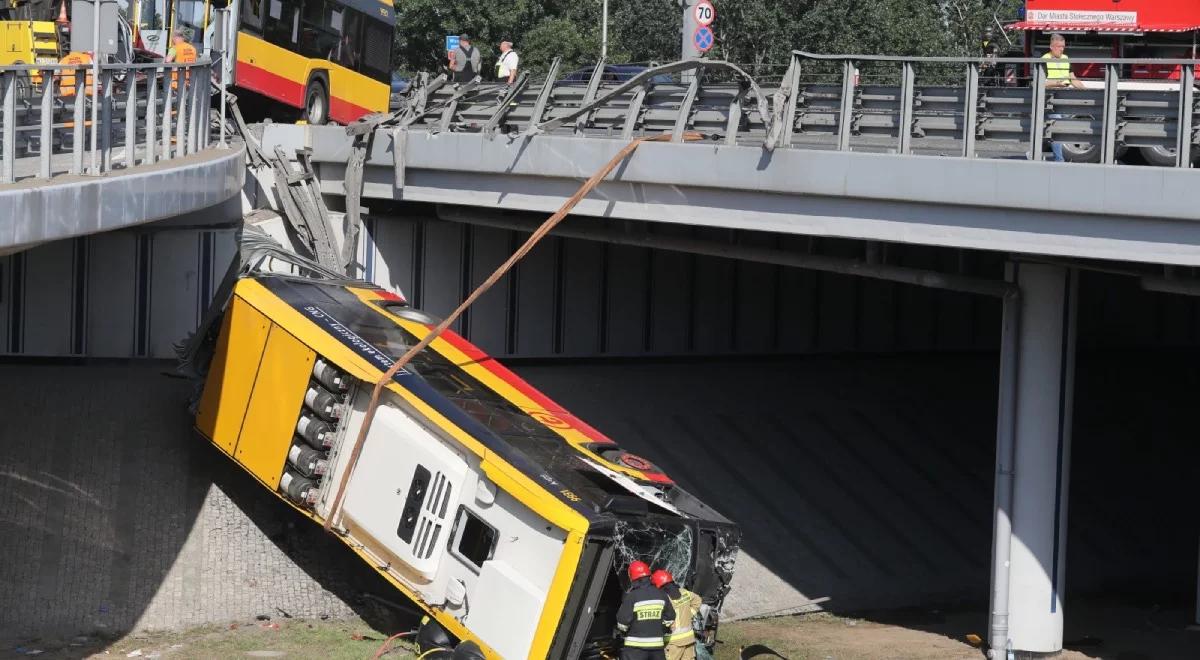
[4,352,1196,638]
[3,209,1197,360]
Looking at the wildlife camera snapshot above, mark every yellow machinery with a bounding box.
[0,19,58,66]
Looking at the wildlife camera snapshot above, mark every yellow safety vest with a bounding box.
[666,588,699,646]
[1043,53,1071,80]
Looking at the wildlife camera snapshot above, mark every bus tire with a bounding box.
[303,79,328,125]
[1058,142,1100,163]
[1139,145,1187,168]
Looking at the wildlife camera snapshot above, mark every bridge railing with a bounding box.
[409,53,1199,167]
[0,60,214,184]
[788,51,1198,166]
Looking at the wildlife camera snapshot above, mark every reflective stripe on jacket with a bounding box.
[616,579,676,649]
[1043,53,1071,79]
[666,586,699,645]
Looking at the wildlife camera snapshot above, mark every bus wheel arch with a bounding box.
[303,71,330,125]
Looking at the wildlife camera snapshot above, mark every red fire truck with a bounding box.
[1011,0,1199,164]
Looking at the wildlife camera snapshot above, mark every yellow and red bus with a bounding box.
[132,0,393,124]
[231,0,394,124]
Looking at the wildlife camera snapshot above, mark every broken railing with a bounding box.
[0,59,216,184]
[396,52,1200,167]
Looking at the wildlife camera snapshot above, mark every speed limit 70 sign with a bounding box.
[694,0,715,27]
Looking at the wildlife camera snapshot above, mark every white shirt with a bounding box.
[497,50,519,79]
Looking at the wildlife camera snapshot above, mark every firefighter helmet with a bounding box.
[651,569,674,589]
[627,560,651,582]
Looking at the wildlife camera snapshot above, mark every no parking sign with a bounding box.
[693,26,715,53]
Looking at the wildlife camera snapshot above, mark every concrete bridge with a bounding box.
[4,54,1200,658]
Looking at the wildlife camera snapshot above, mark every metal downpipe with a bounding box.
[988,278,1021,658]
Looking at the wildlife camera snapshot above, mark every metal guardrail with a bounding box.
[0,60,215,184]
[405,52,1200,168]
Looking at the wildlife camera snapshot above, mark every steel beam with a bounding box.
[1101,63,1120,164]
[898,62,915,154]
[1177,63,1195,168]
[837,59,856,151]
[963,63,980,158]
[1,71,14,184]
[1030,64,1047,162]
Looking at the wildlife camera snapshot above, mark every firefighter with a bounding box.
[652,570,700,660]
[616,561,676,660]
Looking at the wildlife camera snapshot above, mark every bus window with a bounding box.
[176,0,207,45]
[333,9,363,71]
[298,0,339,61]
[264,0,298,45]
[242,0,264,32]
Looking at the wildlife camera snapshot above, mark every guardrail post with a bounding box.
[672,68,703,142]
[176,67,189,157]
[40,67,53,178]
[161,70,174,160]
[72,66,84,174]
[1,70,15,184]
[125,66,137,168]
[1030,62,1047,161]
[898,61,915,154]
[526,57,561,132]
[1101,62,1120,165]
[145,67,158,164]
[100,69,113,172]
[219,59,227,147]
[1176,63,1194,168]
[781,53,802,148]
[963,62,980,158]
[620,85,647,141]
[837,58,856,151]
[201,64,211,150]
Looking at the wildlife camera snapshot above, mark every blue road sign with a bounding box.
[446,35,460,52]
[693,26,714,53]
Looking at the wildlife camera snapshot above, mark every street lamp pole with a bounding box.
[601,0,608,59]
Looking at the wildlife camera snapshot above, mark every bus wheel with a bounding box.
[1059,142,1100,163]
[1140,145,1188,168]
[303,80,328,125]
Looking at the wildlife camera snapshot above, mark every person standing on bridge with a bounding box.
[1043,33,1084,162]
[164,30,197,64]
[496,40,519,85]
[616,561,675,660]
[449,34,481,84]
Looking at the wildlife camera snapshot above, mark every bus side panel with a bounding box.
[327,64,387,124]
[196,296,272,455]
[234,31,307,108]
[233,324,315,487]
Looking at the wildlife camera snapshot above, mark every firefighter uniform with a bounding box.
[662,583,700,660]
[616,576,676,660]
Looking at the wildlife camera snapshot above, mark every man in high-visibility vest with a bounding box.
[165,30,197,89]
[1042,33,1084,162]
[652,569,700,660]
[165,30,197,64]
[58,50,93,97]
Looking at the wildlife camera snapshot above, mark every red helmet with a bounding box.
[651,569,674,589]
[627,561,651,582]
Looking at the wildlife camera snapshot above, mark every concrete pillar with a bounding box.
[1002,263,1078,654]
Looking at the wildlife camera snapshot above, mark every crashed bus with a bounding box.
[188,250,740,659]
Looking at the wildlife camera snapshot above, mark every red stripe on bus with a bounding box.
[437,330,618,447]
[329,95,374,125]
[236,60,304,108]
